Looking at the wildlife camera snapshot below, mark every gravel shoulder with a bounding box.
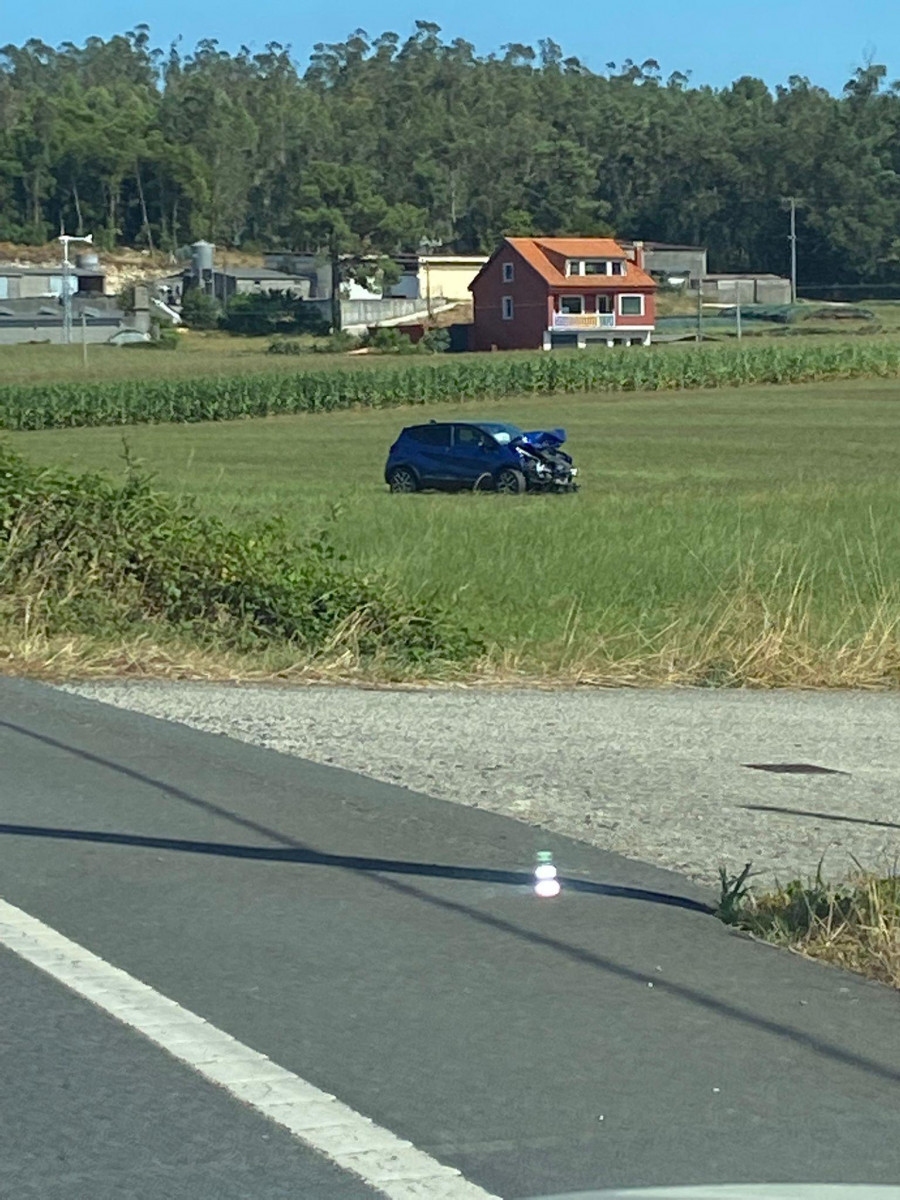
[62,683,900,887]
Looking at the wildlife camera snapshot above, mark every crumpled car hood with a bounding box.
[516,427,567,449]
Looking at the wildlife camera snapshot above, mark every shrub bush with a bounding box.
[0,445,480,665]
[180,289,222,330]
[420,328,451,353]
[220,292,330,337]
[362,327,451,355]
[310,330,359,354]
[364,327,420,354]
[267,338,307,355]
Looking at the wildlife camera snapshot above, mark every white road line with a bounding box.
[0,898,501,1200]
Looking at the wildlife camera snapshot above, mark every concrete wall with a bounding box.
[643,247,708,281]
[207,273,308,303]
[344,296,444,326]
[18,273,64,299]
[302,295,446,332]
[0,291,150,344]
[0,318,126,346]
[702,278,756,304]
[387,261,485,303]
[725,279,756,304]
[232,277,307,298]
[756,279,792,304]
[701,277,792,304]
[420,260,486,303]
[1,269,106,301]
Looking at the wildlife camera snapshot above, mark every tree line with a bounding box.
[2,22,899,282]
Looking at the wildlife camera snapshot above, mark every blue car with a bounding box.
[384,421,578,495]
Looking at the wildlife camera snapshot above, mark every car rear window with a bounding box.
[406,425,452,447]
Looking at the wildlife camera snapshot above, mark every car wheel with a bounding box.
[494,467,526,495]
[388,466,419,494]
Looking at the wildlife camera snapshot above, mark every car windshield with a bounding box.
[474,422,524,446]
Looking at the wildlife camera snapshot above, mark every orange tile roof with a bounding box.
[506,237,657,289]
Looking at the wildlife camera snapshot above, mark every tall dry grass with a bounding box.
[720,863,900,990]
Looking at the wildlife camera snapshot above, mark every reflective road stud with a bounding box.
[534,851,561,898]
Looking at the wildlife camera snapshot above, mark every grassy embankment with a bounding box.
[719,865,900,991]
[0,443,476,679]
[7,375,899,688]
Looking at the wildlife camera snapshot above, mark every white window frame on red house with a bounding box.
[502,295,514,319]
[619,293,644,316]
[566,259,627,277]
[502,261,514,282]
[559,294,585,314]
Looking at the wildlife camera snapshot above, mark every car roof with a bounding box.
[404,421,512,432]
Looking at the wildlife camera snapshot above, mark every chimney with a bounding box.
[632,240,646,271]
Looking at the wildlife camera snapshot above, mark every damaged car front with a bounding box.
[481,423,579,493]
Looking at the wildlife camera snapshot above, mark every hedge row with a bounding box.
[3,342,899,430]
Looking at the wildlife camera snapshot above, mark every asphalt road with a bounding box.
[1,947,380,1200]
[1,677,899,1199]
[64,682,900,886]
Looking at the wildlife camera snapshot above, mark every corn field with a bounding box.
[3,342,900,431]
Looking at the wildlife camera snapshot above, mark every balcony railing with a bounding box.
[551,312,616,330]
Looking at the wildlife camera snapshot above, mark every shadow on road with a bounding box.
[740,803,900,832]
[5,714,900,1089]
[0,821,711,913]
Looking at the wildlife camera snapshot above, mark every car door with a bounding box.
[450,425,501,486]
[408,424,453,484]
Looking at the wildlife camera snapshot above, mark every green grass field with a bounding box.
[9,376,900,686]
[5,304,900,389]
[0,331,397,385]
[0,330,740,387]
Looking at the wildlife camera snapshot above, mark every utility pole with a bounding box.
[82,313,88,367]
[782,196,801,303]
[735,297,742,341]
[58,231,94,345]
[696,280,703,343]
[329,234,342,334]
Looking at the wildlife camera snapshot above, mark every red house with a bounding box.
[469,237,657,351]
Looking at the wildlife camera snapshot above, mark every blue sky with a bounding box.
[8,0,900,93]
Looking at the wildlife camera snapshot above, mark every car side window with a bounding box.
[409,425,452,447]
[456,426,495,450]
